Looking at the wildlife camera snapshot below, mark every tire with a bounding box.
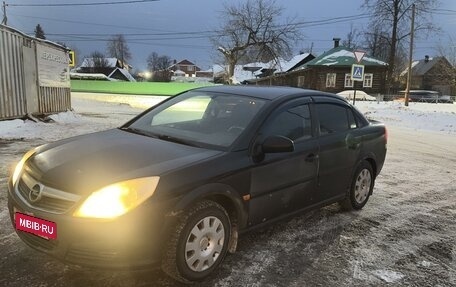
[341,160,374,211]
[161,200,231,283]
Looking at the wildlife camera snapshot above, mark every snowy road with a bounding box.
[0,94,455,286]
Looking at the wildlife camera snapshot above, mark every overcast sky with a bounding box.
[5,0,456,71]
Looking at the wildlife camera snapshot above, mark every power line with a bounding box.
[10,13,173,32]
[11,12,372,40]
[8,0,158,7]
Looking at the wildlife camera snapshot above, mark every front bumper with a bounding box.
[7,179,175,269]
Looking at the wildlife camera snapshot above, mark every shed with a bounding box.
[0,24,71,120]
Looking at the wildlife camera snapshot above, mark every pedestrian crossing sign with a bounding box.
[68,51,75,67]
[351,64,364,81]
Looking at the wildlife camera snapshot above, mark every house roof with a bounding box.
[176,59,196,66]
[275,53,314,73]
[108,68,136,82]
[400,56,448,77]
[213,53,315,84]
[80,58,119,68]
[79,57,132,69]
[301,46,387,68]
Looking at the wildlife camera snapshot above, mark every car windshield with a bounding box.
[127,91,266,149]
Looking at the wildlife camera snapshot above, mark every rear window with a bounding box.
[316,103,352,135]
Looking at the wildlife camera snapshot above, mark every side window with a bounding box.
[326,73,336,87]
[316,104,351,135]
[347,108,357,129]
[344,73,353,88]
[363,73,373,87]
[263,104,312,141]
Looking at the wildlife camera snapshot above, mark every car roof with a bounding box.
[194,85,341,101]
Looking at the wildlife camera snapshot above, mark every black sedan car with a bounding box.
[8,86,387,282]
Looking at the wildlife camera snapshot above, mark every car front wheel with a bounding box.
[341,160,374,210]
[161,200,231,283]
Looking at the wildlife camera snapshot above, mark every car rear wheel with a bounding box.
[341,160,374,211]
[161,200,231,283]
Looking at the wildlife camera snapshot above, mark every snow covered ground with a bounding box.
[0,93,455,287]
[1,94,455,141]
[355,100,456,135]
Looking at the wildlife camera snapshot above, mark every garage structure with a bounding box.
[0,24,71,120]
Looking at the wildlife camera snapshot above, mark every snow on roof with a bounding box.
[0,24,69,51]
[70,72,111,81]
[213,63,267,84]
[400,57,446,77]
[274,53,312,73]
[303,47,387,68]
[108,68,136,82]
[80,58,120,68]
[400,61,420,77]
[212,54,313,83]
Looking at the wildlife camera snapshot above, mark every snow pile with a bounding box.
[356,101,456,134]
[0,111,84,141]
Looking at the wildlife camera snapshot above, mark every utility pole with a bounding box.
[2,1,7,25]
[405,3,416,107]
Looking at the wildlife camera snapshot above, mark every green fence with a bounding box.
[70,80,214,96]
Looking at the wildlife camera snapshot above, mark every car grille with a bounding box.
[17,231,57,251]
[15,170,80,214]
[66,245,119,265]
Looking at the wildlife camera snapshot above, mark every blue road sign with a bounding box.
[351,64,365,81]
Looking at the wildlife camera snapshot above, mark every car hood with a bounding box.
[26,129,221,195]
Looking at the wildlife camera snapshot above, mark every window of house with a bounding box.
[315,104,350,135]
[363,73,373,88]
[187,65,194,71]
[344,73,353,88]
[297,76,305,87]
[326,73,336,88]
[263,104,312,141]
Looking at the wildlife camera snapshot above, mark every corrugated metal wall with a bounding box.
[1,25,71,120]
[0,26,27,119]
[38,87,71,113]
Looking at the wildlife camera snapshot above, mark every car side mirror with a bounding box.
[262,136,294,153]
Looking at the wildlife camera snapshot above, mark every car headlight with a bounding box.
[11,149,36,186]
[73,177,160,219]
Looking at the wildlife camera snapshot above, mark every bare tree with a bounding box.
[212,0,301,84]
[363,26,390,61]
[34,24,45,40]
[436,36,456,67]
[106,34,131,68]
[362,0,439,92]
[88,51,109,73]
[342,24,360,50]
[436,36,456,92]
[147,52,172,71]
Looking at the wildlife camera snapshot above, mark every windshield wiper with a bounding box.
[119,127,157,138]
[157,134,200,147]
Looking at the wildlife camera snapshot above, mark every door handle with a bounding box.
[305,153,319,162]
[348,142,360,149]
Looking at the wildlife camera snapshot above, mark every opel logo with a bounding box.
[29,184,43,203]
